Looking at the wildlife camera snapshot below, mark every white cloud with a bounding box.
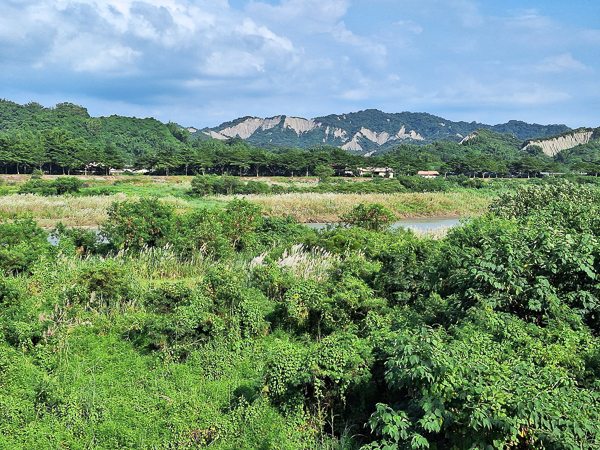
[394,20,423,35]
[236,18,294,53]
[246,0,349,31]
[536,53,589,73]
[426,78,572,107]
[203,51,265,76]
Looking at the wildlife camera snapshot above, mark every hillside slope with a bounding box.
[199,109,570,154]
[522,128,600,156]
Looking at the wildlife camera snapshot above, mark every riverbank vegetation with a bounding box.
[1,181,600,448]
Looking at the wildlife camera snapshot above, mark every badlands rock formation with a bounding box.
[283,117,320,135]
[205,114,425,152]
[218,116,283,139]
[341,127,425,151]
[523,130,594,157]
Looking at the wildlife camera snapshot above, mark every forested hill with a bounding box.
[0,99,183,166]
[200,109,570,153]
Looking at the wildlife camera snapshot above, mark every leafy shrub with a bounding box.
[340,203,395,231]
[220,198,264,251]
[251,260,294,301]
[171,208,232,259]
[51,222,105,255]
[433,214,600,328]
[0,217,50,275]
[76,260,129,305]
[265,334,371,417]
[282,279,330,330]
[367,317,600,449]
[143,280,204,313]
[18,177,83,196]
[191,174,271,196]
[489,180,600,220]
[51,177,84,194]
[17,178,56,195]
[255,217,316,249]
[102,197,174,252]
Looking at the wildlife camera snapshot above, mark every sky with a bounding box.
[0,0,599,129]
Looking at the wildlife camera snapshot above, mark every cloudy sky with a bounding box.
[1,0,599,129]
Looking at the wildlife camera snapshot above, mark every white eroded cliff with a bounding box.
[523,130,594,156]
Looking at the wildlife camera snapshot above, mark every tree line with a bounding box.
[0,127,580,178]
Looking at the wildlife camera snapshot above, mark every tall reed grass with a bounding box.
[250,244,339,283]
[226,192,490,222]
[0,193,189,227]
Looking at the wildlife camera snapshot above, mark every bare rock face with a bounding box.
[523,130,594,156]
[283,117,321,135]
[218,116,283,139]
[341,135,364,151]
[396,125,425,141]
[200,109,569,154]
[205,130,228,140]
[360,127,392,145]
[460,132,477,145]
[343,126,424,150]
[324,126,348,141]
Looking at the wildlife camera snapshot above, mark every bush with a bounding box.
[18,177,83,196]
[76,260,129,306]
[340,203,395,231]
[0,217,50,275]
[101,197,174,252]
[489,180,600,220]
[191,174,271,196]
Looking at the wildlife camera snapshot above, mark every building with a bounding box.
[346,167,395,177]
[417,171,440,179]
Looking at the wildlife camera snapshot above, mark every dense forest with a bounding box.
[1,182,600,448]
[1,99,599,178]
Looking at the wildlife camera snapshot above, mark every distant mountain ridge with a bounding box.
[198,109,571,154]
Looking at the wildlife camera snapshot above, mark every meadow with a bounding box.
[0,174,491,227]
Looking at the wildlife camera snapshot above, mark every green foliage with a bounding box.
[265,334,371,416]
[0,216,50,275]
[102,197,174,252]
[315,164,335,182]
[17,176,83,196]
[3,170,600,449]
[371,317,600,449]
[191,174,272,195]
[340,203,395,231]
[489,180,600,220]
[76,259,129,305]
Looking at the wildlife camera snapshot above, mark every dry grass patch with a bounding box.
[0,194,189,228]
[226,192,490,222]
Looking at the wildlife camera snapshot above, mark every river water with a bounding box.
[305,217,462,232]
[48,217,463,246]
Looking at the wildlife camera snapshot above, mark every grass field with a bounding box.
[0,175,492,227]
[0,193,193,228]
[224,191,491,222]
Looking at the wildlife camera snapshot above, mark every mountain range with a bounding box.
[194,109,571,155]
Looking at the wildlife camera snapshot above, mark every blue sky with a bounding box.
[0,0,598,129]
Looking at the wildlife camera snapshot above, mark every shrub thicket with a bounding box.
[0,186,600,449]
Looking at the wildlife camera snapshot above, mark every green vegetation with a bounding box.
[0,99,595,180]
[1,181,600,448]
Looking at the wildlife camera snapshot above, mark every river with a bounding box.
[305,217,462,232]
